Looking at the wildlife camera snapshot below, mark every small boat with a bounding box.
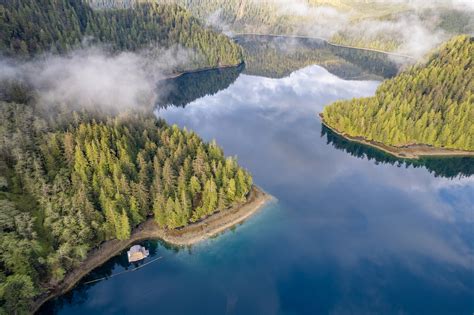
[127,245,150,263]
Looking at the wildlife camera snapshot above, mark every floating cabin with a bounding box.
[127,245,150,263]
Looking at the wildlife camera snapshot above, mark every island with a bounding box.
[321,35,473,159]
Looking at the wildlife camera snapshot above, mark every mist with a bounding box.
[207,0,473,60]
[279,0,471,58]
[0,45,196,112]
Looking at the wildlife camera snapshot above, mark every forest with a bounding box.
[322,35,473,151]
[0,100,253,314]
[88,0,474,54]
[0,0,243,69]
[329,6,474,52]
[0,2,252,313]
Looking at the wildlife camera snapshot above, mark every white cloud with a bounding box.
[242,0,473,59]
[1,46,195,111]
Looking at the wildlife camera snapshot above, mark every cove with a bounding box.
[39,62,474,314]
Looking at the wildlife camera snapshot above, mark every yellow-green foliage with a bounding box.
[323,35,474,151]
[330,32,400,52]
[87,0,472,53]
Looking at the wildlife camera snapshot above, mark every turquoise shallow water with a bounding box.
[40,65,474,315]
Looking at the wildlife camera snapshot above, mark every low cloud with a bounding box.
[286,0,470,59]
[337,13,448,59]
[374,0,474,11]
[205,9,233,35]
[220,0,473,59]
[0,45,196,111]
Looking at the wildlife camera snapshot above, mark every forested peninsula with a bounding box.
[0,101,269,314]
[322,35,474,159]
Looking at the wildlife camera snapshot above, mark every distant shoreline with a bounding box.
[161,62,244,81]
[319,113,474,159]
[31,185,273,314]
[233,33,416,60]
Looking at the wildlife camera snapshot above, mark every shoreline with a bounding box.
[160,62,244,81]
[233,33,415,60]
[319,114,474,159]
[31,185,273,314]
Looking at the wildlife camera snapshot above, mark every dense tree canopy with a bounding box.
[88,0,474,53]
[322,35,474,151]
[0,103,252,313]
[330,7,474,52]
[0,0,242,68]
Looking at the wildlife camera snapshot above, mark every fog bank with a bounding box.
[0,45,195,111]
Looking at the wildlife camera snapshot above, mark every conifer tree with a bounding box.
[322,35,473,151]
[118,210,131,240]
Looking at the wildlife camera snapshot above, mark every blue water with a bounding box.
[40,65,474,315]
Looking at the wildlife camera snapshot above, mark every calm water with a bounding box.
[40,62,474,314]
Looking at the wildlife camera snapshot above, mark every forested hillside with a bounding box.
[0,100,252,313]
[0,0,242,68]
[89,0,291,33]
[89,0,474,55]
[322,35,473,151]
[329,7,474,52]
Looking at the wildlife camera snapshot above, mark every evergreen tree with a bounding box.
[0,105,254,308]
[0,274,37,315]
[323,35,474,151]
[118,209,131,240]
[129,196,143,225]
[0,0,243,69]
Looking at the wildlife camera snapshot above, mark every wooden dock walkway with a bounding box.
[82,256,164,285]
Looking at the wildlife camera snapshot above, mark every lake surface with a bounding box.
[40,56,474,314]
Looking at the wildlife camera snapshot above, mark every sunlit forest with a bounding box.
[90,0,474,53]
[323,35,473,151]
[0,1,472,313]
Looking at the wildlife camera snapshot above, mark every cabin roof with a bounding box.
[129,245,142,253]
[127,245,150,262]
